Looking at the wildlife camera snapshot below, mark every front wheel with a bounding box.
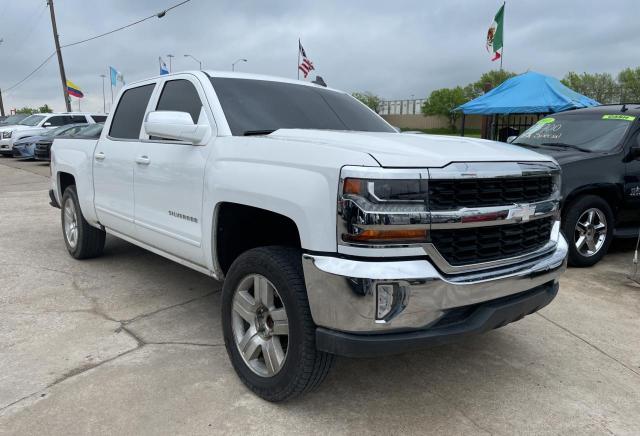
[562,195,614,267]
[221,246,334,402]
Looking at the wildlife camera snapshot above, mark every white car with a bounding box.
[0,112,107,156]
[50,71,568,401]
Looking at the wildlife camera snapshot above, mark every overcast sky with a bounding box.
[0,0,637,113]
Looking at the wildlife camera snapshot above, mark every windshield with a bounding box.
[18,115,46,126]
[514,113,634,152]
[76,124,103,137]
[210,77,394,136]
[43,125,76,137]
[1,115,25,125]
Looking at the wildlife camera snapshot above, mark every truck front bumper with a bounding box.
[302,231,567,357]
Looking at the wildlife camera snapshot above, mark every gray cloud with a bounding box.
[1,0,638,113]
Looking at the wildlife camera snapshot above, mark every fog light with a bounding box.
[376,283,396,320]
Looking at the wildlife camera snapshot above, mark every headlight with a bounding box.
[2,131,12,139]
[337,174,430,245]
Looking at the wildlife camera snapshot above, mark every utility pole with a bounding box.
[47,0,71,112]
[0,89,5,117]
[167,54,174,72]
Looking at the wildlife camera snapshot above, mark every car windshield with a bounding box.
[18,115,46,126]
[514,113,634,152]
[1,115,25,125]
[43,125,77,137]
[210,77,395,136]
[75,124,103,137]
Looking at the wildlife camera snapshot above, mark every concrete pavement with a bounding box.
[1,159,639,435]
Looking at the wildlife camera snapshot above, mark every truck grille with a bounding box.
[430,217,553,266]
[428,176,553,210]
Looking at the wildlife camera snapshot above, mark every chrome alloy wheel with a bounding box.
[63,198,79,250]
[574,208,607,257]
[231,274,289,377]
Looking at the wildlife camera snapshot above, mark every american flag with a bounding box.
[298,40,315,79]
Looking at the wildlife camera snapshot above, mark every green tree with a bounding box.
[15,107,37,115]
[38,104,53,113]
[561,72,617,103]
[465,69,517,99]
[421,86,467,129]
[618,67,640,102]
[352,91,382,111]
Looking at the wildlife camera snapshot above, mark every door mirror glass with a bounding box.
[42,122,52,127]
[144,110,210,144]
[506,135,517,143]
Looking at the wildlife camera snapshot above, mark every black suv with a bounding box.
[511,105,640,267]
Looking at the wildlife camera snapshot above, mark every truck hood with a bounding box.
[269,129,554,168]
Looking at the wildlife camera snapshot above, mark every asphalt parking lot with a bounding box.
[1,158,639,435]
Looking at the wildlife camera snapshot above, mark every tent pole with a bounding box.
[460,113,466,137]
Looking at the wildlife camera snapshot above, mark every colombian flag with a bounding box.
[66,80,84,98]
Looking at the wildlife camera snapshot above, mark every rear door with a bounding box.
[93,82,156,236]
[133,75,214,265]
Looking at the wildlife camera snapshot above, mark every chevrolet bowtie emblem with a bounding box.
[507,205,536,222]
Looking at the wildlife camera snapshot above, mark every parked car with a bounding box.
[13,123,90,159]
[34,123,103,161]
[50,71,567,401]
[0,112,106,156]
[0,114,29,127]
[509,104,640,267]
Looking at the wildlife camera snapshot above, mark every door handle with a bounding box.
[95,152,105,161]
[135,155,151,165]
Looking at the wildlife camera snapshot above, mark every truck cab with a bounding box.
[51,71,568,401]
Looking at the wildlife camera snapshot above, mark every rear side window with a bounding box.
[156,79,203,123]
[69,115,87,123]
[46,116,68,127]
[91,115,107,123]
[109,84,155,139]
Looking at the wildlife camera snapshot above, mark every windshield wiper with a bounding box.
[243,129,275,136]
[540,142,592,153]
[512,141,539,147]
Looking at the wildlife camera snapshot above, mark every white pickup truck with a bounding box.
[50,71,568,401]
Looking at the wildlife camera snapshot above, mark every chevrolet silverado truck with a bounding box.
[50,71,568,401]
[510,105,640,267]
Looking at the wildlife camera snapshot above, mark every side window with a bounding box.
[69,115,87,123]
[46,116,68,127]
[156,79,203,123]
[109,84,155,139]
[91,115,107,123]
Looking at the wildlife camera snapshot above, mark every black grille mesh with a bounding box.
[429,176,553,210]
[431,217,553,266]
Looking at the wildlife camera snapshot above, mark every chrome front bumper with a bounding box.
[302,230,567,334]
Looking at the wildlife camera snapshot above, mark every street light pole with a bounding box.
[167,54,174,72]
[183,54,202,70]
[232,58,247,71]
[100,74,106,113]
[47,0,71,112]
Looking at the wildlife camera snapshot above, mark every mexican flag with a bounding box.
[486,3,504,61]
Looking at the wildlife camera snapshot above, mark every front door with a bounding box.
[623,127,640,226]
[133,76,214,266]
[94,83,156,236]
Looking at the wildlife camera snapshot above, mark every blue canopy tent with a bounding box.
[454,71,599,140]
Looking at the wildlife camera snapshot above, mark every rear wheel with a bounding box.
[562,195,613,267]
[61,186,106,259]
[221,246,334,402]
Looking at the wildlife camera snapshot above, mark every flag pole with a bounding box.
[297,38,300,80]
[109,68,114,104]
[500,1,505,71]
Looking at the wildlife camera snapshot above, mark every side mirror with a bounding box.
[506,135,517,144]
[630,136,640,159]
[43,122,52,127]
[144,110,210,144]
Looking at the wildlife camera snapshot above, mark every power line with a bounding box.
[61,0,191,49]
[2,0,191,96]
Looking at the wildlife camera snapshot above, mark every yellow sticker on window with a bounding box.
[537,117,555,124]
[602,114,636,121]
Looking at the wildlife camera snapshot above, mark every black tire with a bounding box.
[221,246,334,402]
[61,185,106,259]
[562,195,614,267]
